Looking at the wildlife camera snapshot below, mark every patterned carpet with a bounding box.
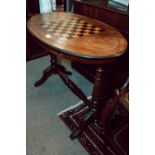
[58,98,117,155]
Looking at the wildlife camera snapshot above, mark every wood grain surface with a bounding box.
[27,12,127,62]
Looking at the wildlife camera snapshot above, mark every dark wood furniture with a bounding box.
[57,0,64,5]
[27,12,127,141]
[101,79,129,155]
[72,0,129,90]
[26,0,48,61]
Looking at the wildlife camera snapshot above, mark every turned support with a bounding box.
[91,66,108,113]
[70,66,109,140]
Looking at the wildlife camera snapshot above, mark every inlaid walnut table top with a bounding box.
[27,12,127,63]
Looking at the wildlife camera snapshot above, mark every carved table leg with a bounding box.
[57,69,91,106]
[70,110,95,140]
[70,67,109,140]
[34,54,72,87]
[34,54,57,87]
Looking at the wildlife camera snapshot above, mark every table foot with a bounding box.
[64,70,72,75]
[35,79,48,87]
[70,129,81,140]
[70,110,95,140]
[34,66,54,87]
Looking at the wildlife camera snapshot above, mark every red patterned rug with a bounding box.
[58,98,117,155]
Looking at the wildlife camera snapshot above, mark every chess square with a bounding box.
[83,32,90,36]
[40,17,104,40]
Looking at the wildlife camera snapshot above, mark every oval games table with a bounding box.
[27,12,128,140]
